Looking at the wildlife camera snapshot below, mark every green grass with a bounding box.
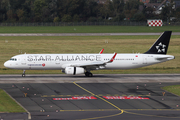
[1,67,180,74]
[162,85,180,96]
[0,26,180,33]
[0,89,26,112]
[0,35,180,74]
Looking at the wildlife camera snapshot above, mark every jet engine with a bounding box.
[64,67,85,75]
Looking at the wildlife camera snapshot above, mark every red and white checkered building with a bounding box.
[147,20,163,26]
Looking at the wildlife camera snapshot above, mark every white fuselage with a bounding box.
[4,53,174,70]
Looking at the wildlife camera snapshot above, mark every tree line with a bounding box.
[0,0,179,23]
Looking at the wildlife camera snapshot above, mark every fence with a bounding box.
[0,22,180,26]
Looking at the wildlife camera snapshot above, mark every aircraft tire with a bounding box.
[85,72,93,77]
[89,73,93,77]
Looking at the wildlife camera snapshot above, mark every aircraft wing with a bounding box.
[62,53,117,69]
[70,61,105,67]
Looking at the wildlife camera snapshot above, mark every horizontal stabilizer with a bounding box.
[156,55,175,61]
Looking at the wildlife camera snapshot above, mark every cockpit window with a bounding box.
[10,58,17,61]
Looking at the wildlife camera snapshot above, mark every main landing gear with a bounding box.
[22,70,26,77]
[85,72,93,77]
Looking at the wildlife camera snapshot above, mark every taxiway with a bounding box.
[0,74,180,120]
[0,74,180,83]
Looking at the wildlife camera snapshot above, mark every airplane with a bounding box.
[4,31,175,77]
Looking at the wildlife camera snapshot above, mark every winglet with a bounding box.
[99,49,104,54]
[107,53,117,63]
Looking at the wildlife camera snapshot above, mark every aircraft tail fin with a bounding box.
[144,31,172,54]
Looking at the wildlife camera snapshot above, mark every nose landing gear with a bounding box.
[22,70,26,77]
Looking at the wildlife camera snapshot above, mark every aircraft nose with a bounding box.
[4,61,10,68]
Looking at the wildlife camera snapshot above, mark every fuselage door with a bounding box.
[143,56,147,64]
[21,55,26,65]
[55,55,60,65]
[56,60,60,65]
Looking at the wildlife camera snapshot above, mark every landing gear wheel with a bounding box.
[22,70,26,77]
[89,73,93,77]
[22,74,25,77]
[85,72,93,77]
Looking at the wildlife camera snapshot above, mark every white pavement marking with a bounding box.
[0,74,180,83]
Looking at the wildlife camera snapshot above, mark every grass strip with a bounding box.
[0,89,26,113]
[162,85,180,96]
[0,26,180,33]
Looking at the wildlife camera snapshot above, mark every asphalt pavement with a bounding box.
[0,75,180,120]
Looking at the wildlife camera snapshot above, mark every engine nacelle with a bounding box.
[64,67,85,75]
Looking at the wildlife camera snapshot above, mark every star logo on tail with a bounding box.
[156,42,166,53]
